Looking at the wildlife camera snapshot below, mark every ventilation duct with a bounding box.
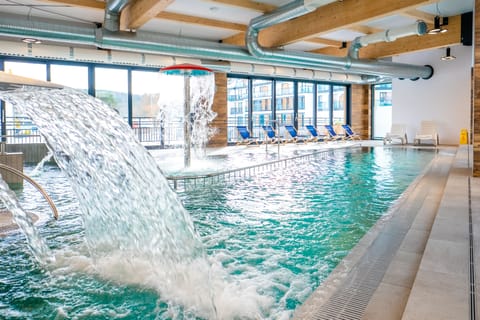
[246,1,433,80]
[104,0,131,32]
[0,12,422,83]
[348,21,428,59]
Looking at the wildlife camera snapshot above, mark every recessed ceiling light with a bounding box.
[21,38,41,44]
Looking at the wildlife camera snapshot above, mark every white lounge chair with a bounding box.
[414,121,439,146]
[383,124,407,145]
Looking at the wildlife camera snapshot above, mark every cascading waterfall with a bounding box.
[0,87,227,318]
[189,75,217,157]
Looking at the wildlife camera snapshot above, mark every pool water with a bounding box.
[0,146,434,319]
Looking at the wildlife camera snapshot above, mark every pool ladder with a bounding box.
[0,163,58,220]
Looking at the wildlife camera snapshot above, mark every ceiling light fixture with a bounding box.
[441,47,456,61]
[21,38,41,44]
[428,16,448,35]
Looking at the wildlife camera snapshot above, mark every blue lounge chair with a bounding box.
[262,125,284,144]
[284,125,308,143]
[305,125,328,142]
[324,125,344,141]
[236,126,259,145]
[342,124,361,140]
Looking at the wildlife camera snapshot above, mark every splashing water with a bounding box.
[0,177,52,264]
[189,75,217,157]
[29,150,53,177]
[0,87,247,319]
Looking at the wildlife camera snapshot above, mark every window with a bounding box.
[333,85,346,124]
[227,76,350,143]
[317,84,331,125]
[372,83,392,139]
[50,64,88,92]
[95,67,129,119]
[298,82,313,127]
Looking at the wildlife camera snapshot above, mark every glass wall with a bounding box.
[94,67,129,119]
[333,85,347,125]
[3,61,47,143]
[227,77,249,141]
[317,84,331,126]
[227,75,350,143]
[275,80,294,126]
[252,79,272,138]
[298,82,314,127]
[372,83,392,139]
[50,64,88,92]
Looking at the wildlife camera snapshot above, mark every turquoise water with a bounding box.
[0,146,434,319]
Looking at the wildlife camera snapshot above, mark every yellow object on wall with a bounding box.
[460,128,468,144]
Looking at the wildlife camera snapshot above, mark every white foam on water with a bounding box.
[0,87,284,319]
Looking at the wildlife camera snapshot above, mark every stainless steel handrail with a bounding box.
[0,163,59,220]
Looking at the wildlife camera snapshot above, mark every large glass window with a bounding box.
[333,85,347,125]
[372,83,392,139]
[275,80,294,126]
[227,76,350,144]
[317,84,331,125]
[227,78,249,142]
[298,82,314,127]
[51,64,88,92]
[252,79,272,138]
[4,61,46,81]
[3,61,47,143]
[132,70,162,119]
[95,67,128,119]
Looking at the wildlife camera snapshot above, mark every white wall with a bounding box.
[392,45,472,145]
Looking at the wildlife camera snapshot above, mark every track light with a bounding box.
[441,47,456,61]
[428,16,448,34]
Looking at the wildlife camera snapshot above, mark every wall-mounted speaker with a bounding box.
[461,11,473,46]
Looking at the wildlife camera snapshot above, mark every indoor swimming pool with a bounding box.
[0,146,435,319]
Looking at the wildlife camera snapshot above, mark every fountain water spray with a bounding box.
[0,87,220,318]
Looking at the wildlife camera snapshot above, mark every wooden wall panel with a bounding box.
[474,0,480,176]
[208,72,228,147]
[350,84,370,139]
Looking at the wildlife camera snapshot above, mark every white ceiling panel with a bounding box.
[166,0,259,25]
[321,29,365,42]
[283,41,327,51]
[364,15,418,30]
[141,19,239,41]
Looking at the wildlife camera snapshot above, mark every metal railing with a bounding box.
[166,148,339,191]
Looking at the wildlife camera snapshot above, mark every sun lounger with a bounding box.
[341,124,361,140]
[383,124,407,145]
[414,121,439,146]
[236,126,259,145]
[284,125,309,143]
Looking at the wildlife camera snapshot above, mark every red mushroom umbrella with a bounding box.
[160,64,213,168]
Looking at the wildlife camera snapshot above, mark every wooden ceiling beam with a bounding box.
[258,0,436,47]
[205,0,276,12]
[120,0,174,31]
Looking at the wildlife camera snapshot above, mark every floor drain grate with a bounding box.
[310,235,402,320]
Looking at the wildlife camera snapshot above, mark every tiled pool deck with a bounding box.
[0,141,476,319]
